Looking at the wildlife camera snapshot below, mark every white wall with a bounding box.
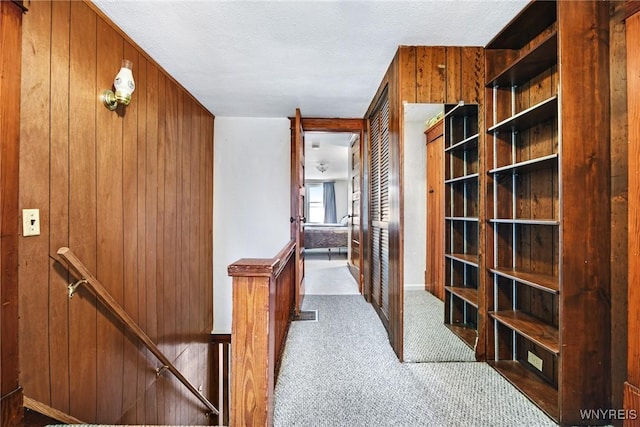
[334,179,349,221]
[213,117,291,333]
[403,120,427,287]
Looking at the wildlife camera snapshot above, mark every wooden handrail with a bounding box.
[228,240,296,427]
[56,247,219,416]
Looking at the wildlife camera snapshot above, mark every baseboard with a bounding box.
[404,284,426,291]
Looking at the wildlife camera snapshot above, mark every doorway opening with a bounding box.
[303,131,360,296]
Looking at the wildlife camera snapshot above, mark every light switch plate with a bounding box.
[528,350,543,372]
[22,209,40,237]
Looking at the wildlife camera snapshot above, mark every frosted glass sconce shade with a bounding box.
[102,59,135,111]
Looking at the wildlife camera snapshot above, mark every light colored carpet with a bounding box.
[304,259,359,295]
[274,295,442,426]
[403,289,476,362]
[406,362,558,427]
[274,295,557,427]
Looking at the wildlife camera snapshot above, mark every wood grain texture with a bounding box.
[229,242,295,427]
[0,2,23,423]
[558,2,611,423]
[18,1,215,423]
[68,2,98,421]
[610,0,629,414]
[18,0,51,404]
[624,382,640,427]
[416,46,445,103]
[627,6,640,397]
[425,120,444,300]
[49,0,71,413]
[231,275,274,427]
[96,17,125,421]
[57,247,218,417]
[299,117,363,132]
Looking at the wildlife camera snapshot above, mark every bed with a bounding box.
[304,223,348,260]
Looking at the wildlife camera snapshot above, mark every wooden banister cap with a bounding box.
[228,258,280,277]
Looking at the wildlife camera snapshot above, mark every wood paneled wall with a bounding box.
[1,2,24,425]
[18,1,214,424]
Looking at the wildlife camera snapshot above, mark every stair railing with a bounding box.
[56,247,219,417]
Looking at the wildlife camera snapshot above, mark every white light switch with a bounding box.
[22,209,40,237]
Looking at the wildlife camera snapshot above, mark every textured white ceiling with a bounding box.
[305,132,354,180]
[92,0,528,118]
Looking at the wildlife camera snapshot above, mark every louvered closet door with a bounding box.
[369,94,390,327]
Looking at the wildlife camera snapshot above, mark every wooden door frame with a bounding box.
[294,117,366,294]
[0,1,25,424]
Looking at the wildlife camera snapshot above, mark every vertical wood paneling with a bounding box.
[461,47,484,106]
[135,54,149,424]
[19,0,51,405]
[610,0,629,413]
[190,103,201,337]
[627,6,640,414]
[206,115,214,331]
[445,47,462,103]
[122,40,140,417]
[96,17,125,422]
[1,2,24,423]
[399,46,416,103]
[164,78,178,421]
[180,96,192,358]
[199,107,207,334]
[145,61,159,357]
[18,1,215,424]
[68,2,98,421]
[416,46,446,103]
[49,0,71,413]
[558,1,611,421]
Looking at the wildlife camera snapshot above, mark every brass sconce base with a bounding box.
[101,90,132,111]
[101,90,118,111]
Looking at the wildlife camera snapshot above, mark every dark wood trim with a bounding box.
[273,240,296,277]
[23,396,83,424]
[300,117,364,132]
[626,1,640,19]
[0,388,23,426]
[228,259,279,277]
[627,5,640,422]
[210,333,232,343]
[1,1,23,423]
[229,239,296,427]
[11,0,28,12]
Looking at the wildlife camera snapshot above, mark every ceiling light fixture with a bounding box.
[101,59,135,111]
[316,162,328,173]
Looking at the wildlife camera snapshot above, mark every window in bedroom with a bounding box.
[307,183,324,223]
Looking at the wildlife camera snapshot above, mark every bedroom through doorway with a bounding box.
[303,131,360,295]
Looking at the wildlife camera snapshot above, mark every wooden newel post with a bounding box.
[228,258,280,427]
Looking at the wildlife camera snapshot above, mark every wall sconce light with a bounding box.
[101,59,135,111]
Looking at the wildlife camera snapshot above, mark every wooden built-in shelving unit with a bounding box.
[443,103,480,351]
[484,1,611,424]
